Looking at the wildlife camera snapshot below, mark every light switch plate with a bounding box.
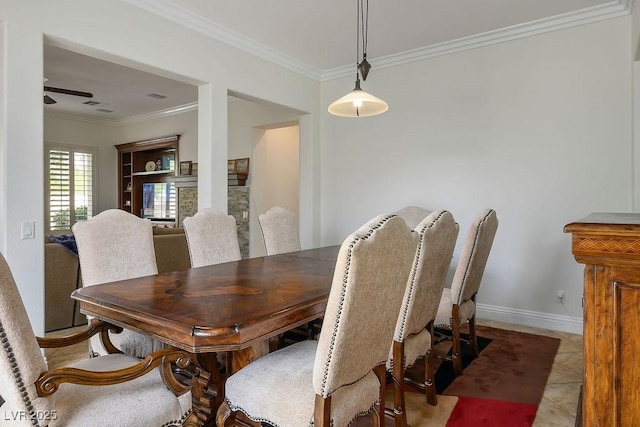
[21,221,35,240]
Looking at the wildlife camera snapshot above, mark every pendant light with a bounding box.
[328,0,388,118]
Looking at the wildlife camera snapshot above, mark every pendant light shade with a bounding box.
[328,80,388,117]
[329,0,388,118]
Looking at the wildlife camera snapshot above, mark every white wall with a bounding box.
[250,126,300,257]
[320,17,632,333]
[0,0,320,334]
[227,98,300,256]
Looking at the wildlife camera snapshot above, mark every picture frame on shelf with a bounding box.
[162,153,175,171]
[227,159,236,173]
[179,160,192,176]
[235,158,249,175]
[191,163,198,176]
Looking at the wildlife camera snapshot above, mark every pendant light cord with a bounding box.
[355,0,360,81]
[360,0,368,59]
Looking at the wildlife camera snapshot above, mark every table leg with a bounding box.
[230,341,269,373]
[184,352,224,427]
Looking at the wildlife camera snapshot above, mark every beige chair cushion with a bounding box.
[258,207,301,255]
[225,341,378,427]
[388,328,432,369]
[50,354,191,427]
[183,208,241,268]
[434,288,477,328]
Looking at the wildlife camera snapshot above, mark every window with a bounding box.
[46,145,96,233]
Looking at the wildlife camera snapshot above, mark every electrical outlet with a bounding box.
[556,290,565,304]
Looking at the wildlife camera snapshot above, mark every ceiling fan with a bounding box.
[43,84,94,105]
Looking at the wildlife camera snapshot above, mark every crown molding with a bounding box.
[322,0,633,80]
[124,0,631,83]
[121,0,322,81]
[116,102,198,126]
[45,102,198,127]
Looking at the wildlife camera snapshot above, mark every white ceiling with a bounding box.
[44,0,622,122]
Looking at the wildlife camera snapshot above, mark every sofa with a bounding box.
[45,227,191,332]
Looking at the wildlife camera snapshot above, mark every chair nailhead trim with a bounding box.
[0,321,40,426]
[455,209,494,305]
[320,215,394,397]
[160,409,191,427]
[396,211,447,342]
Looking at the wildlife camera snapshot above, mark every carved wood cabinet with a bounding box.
[564,213,640,426]
[115,135,179,226]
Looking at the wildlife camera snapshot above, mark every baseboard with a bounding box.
[476,303,583,335]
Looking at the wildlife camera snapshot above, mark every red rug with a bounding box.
[446,396,537,426]
[353,324,560,426]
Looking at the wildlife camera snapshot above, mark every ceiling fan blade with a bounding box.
[44,94,57,105]
[44,86,93,98]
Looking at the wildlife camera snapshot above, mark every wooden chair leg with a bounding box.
[391,341,407,427]
[314,394,331,427]
[451,305,463,376]
[424,352,438,406]
[468,315,479,358]
[374,364,387,427]
[372,406,381,427]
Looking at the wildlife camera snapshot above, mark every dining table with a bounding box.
[71,245,340,427]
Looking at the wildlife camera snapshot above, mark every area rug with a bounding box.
[353,325,560,426]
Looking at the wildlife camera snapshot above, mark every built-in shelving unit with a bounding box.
[115,135,180,226]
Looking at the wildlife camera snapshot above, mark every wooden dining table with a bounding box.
[71,245,340,427]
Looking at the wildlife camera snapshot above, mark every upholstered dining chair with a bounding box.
[434,209,499,376]
[387,210,459,426]
[258,206,301,255]
[72,209,163,358]
[0,252,192,427]
[183,208,242,267]
[258,206,314,344]
[217,214,418,427]
[394,205,433,230]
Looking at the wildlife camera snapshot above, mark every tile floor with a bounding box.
[45,320,583,426]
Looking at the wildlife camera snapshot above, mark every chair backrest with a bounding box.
[258,207,301,255]
[183,208,242,268]
[394,206,432,230]
[0,253,53,423]
[394,210,459,343]
[450,209,499,305]
[72,209,158,286]
[313,215,418,398]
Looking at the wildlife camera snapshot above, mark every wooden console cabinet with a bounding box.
[565,213,640,426]
[115,135,179,226]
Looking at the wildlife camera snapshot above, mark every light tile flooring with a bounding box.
[45,320,583,426]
